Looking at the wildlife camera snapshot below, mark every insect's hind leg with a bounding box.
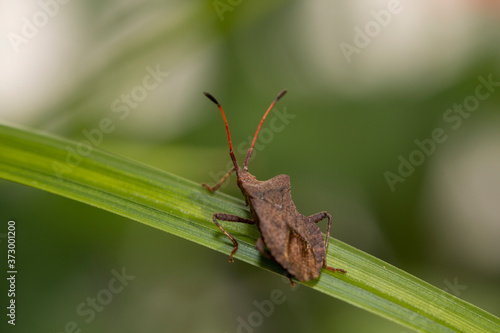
[212,213,254,262]
[308,211,346,274]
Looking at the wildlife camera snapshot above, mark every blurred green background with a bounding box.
[1,1,500,332]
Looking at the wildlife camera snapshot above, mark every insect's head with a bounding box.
[203,90,287,173]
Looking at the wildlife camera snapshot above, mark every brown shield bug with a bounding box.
[202,90,346,283]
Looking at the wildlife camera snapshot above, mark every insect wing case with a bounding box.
[242,174,326,281]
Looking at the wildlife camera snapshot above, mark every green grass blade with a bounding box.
[0,122,499,333]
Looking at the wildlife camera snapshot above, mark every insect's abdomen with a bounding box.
[282,222,325,281]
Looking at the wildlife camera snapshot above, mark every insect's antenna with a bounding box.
[243,89,287,171]
[203,92,240,171]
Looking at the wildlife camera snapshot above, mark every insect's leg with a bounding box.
[202,167,235,192]
[308,212,346,274]
[308,211,332,250]
[212,213,254,262]
[285,272,295,287]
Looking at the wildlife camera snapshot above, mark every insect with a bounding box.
[202,90,346,283]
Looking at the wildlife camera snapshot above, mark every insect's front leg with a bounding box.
[308,211,346,274]
[202,167,235,192]
[212,213,254,262]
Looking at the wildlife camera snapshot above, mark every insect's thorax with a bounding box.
[236,170,292,221]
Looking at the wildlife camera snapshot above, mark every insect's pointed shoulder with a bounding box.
[266,174,291,190]
[273,174,290,183]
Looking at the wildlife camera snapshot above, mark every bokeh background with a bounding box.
[1,1,500,332]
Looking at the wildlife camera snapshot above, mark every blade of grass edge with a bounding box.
[0,122,499,333]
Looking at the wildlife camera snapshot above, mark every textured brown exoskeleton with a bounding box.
[202,90,345,283]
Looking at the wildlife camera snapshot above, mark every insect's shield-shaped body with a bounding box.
[238,171,326,281]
